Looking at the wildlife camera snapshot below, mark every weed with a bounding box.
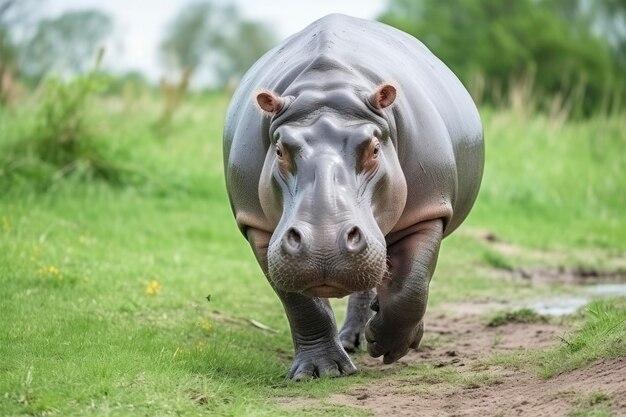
[569,391,611,417]
[486,308,548,327]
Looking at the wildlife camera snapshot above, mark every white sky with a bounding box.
[45,0,387,82]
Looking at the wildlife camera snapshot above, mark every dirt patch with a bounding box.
[329,358,626,417]
[278,308,625,416]
[357,310,562,372]
[498,266,626,285]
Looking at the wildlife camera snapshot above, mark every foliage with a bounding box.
[160,0,276,87]
[0,65,125,190]
[19,9,112,83]
[378,0,625,116]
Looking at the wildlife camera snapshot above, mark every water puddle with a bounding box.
[525,283,626,316]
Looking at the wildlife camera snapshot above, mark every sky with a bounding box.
[44,0,387,83]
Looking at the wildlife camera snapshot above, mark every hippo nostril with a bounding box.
[343,225,367,254]
[347,226,361,246]
[282,227,303,255]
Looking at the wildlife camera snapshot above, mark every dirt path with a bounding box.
[280,306,626,416]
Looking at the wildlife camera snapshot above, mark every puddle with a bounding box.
[586,283,626,296]
[525,283,626,316]
[527,297,589,316]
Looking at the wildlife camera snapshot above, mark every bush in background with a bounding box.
[0,60,125,190]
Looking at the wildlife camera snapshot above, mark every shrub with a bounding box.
[0,66,125,190]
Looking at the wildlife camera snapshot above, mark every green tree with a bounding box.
[160,1,276,88]
[19,9,112,83]
[379,0,623,115]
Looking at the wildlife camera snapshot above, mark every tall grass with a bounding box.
[468,107,626,249]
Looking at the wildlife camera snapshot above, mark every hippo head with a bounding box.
[255,84,407,298]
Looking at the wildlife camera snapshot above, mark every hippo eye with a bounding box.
[276,146,283,158]
[373,145,380,157]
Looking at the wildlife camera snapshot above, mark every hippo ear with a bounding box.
[255,90,287,117]
[370,83,397,109]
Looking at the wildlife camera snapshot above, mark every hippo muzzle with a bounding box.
[268,218,387,297]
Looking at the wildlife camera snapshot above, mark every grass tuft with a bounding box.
[485,308,548,327]
[569,391,612,417]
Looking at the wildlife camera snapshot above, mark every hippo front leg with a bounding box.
[365,219,443,364]
[246,229,357,380]
[278,290,357,380]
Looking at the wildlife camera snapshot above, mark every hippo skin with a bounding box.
[223,14,483,380]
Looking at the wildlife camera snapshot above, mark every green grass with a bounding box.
[488,298,626,378]
[469,110,626,250]
[485,308,548,327]
[1,90,625,415]
[569,392,612,417]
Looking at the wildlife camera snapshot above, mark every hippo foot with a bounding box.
[288,338,357,380]
[365,315,424,364]
[339,325,365,353]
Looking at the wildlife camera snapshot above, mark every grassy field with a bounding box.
[1,84,625,416]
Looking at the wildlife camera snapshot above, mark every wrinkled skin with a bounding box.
[223,14,484,379]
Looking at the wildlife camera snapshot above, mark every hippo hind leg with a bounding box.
[339,289,375,352]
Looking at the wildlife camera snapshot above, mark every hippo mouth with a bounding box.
[303,283,352,298]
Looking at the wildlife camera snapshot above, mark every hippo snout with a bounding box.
[280,223,368,257]
[268,221,387,297]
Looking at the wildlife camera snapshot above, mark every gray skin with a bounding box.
[223,14,483,380]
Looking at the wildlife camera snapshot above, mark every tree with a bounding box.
[378,0,624,115]
[160,1,276,88]
[19,9,112,83]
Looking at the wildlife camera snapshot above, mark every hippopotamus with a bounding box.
[223,14,483,380]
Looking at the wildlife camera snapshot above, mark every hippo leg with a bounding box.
[246,229,357,380]
[339,289,375,352]
[278,290,357,380]
[365,219,443,364]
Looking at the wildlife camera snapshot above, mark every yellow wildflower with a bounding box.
[199,319,213,332]
[145,279,161,296]
[36,265,62,279]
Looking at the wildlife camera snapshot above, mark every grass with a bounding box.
[488,298,626,378]
[568,392,612,417]
[469,110,626,250]
[1,86,625,415]
[485,308,548,327]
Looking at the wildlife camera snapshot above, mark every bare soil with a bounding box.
[279,306,626,416]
